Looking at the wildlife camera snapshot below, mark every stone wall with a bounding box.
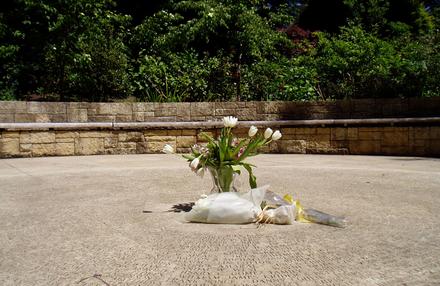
[1,125,439,158]
[1,99,439,158]
[1,98,440,123]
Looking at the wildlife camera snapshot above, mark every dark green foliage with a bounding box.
[0,0,439,101]
[1,0,131,101]
[307,25,429,99]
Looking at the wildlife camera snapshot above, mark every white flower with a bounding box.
[162,144,174,154]
[248,125,258,137]
[196,167,205,178]
[222,116,238,128]
[272,130,282,141]
[190,157,200,170]
[264,128,273,139]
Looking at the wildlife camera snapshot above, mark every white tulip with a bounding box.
[162,144,174,154]
[248,125,258,137]
[222,116,238,128]
[264,128,273,139]
[190,157,200,169]
[196,167,205,178]
[272,130,282,141]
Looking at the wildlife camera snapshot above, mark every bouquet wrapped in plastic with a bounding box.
[185,186,347,228]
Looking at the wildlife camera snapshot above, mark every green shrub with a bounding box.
[133,52,221,102]
[309,25,429,99]
[241,59,317,101]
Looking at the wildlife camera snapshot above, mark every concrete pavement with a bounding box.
[1,154,440,285]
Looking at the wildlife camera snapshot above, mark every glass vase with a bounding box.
[208,166,238,193]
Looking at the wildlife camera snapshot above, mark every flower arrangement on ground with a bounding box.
[163,116,282,192]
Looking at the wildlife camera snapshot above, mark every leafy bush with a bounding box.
[309,25,429,99]
[133,52,222,102]
[241,59,317,101]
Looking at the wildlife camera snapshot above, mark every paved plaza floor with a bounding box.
[0,154,439,285]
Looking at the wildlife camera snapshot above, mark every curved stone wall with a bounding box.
[1,99,439,158]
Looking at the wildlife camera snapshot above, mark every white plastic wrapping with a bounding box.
[260,205,297,225]
[185,185,269,224]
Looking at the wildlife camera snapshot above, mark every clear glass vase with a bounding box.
[208,166,238,193]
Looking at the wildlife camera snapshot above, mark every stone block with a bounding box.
[176,103,191,118]
[358,131,382,140]
[245,101,257,108]
[382,129,409,146]
[167,130,182,136]
[0,113,14,122]
[20,144,32,152]
[143,112,155,118]
[306,141,332,153]
[309,134,331,142]
[51,114,66,122]
[94,103,113,115]
[0,138,20,156]
[27,102,65,114]
[280,128,295,135]
[56,143,75,156]
[430,127,440,138]
[177,136,196,148]
[278,140,306,153]
[316,128,331,135]
[118,142,137,149]
[381,146,410,155]
[136,142,149,153]
[155,108,177,117]
[257,101,281,114]
[412,139,426,147]
[0,101,26,112]
[3,132,20,138]
[349,140,381,154]
[182,130,197,136]
[118,132,143,142]
[147,136,176,142]
[75,138,105,155]
[67,109,88,122]
[133,112,144,122]
[104,136,118,149]
[280,134,300,140]
[133,102,154,112]
[295,128,317,135]
[56,132,79,139]
[35,114,50,123]
[31,142,73,156]
[215,102,239,109]
[144,130,168,136]
[31,143,56,156]
[21,132,55,144]
[214,109,236,116]
[347,128,358,140]
[190,116,206,121]
[56,138,74,143]
[191,102,214,117]
[15,113,36,123]
[147,116,176,122]
[79,132,112,138]
[236,108,256,120]
[146,141,175,153]
[331,128,347,141]
[88,115,115,122]
[116,115,133,122]
[429,140,440,155]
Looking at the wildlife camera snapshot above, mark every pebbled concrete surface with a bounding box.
[0,154,440,286]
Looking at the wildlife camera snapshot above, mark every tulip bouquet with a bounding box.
[163,116,282,192]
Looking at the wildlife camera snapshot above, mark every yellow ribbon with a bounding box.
[283,194,311,223]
